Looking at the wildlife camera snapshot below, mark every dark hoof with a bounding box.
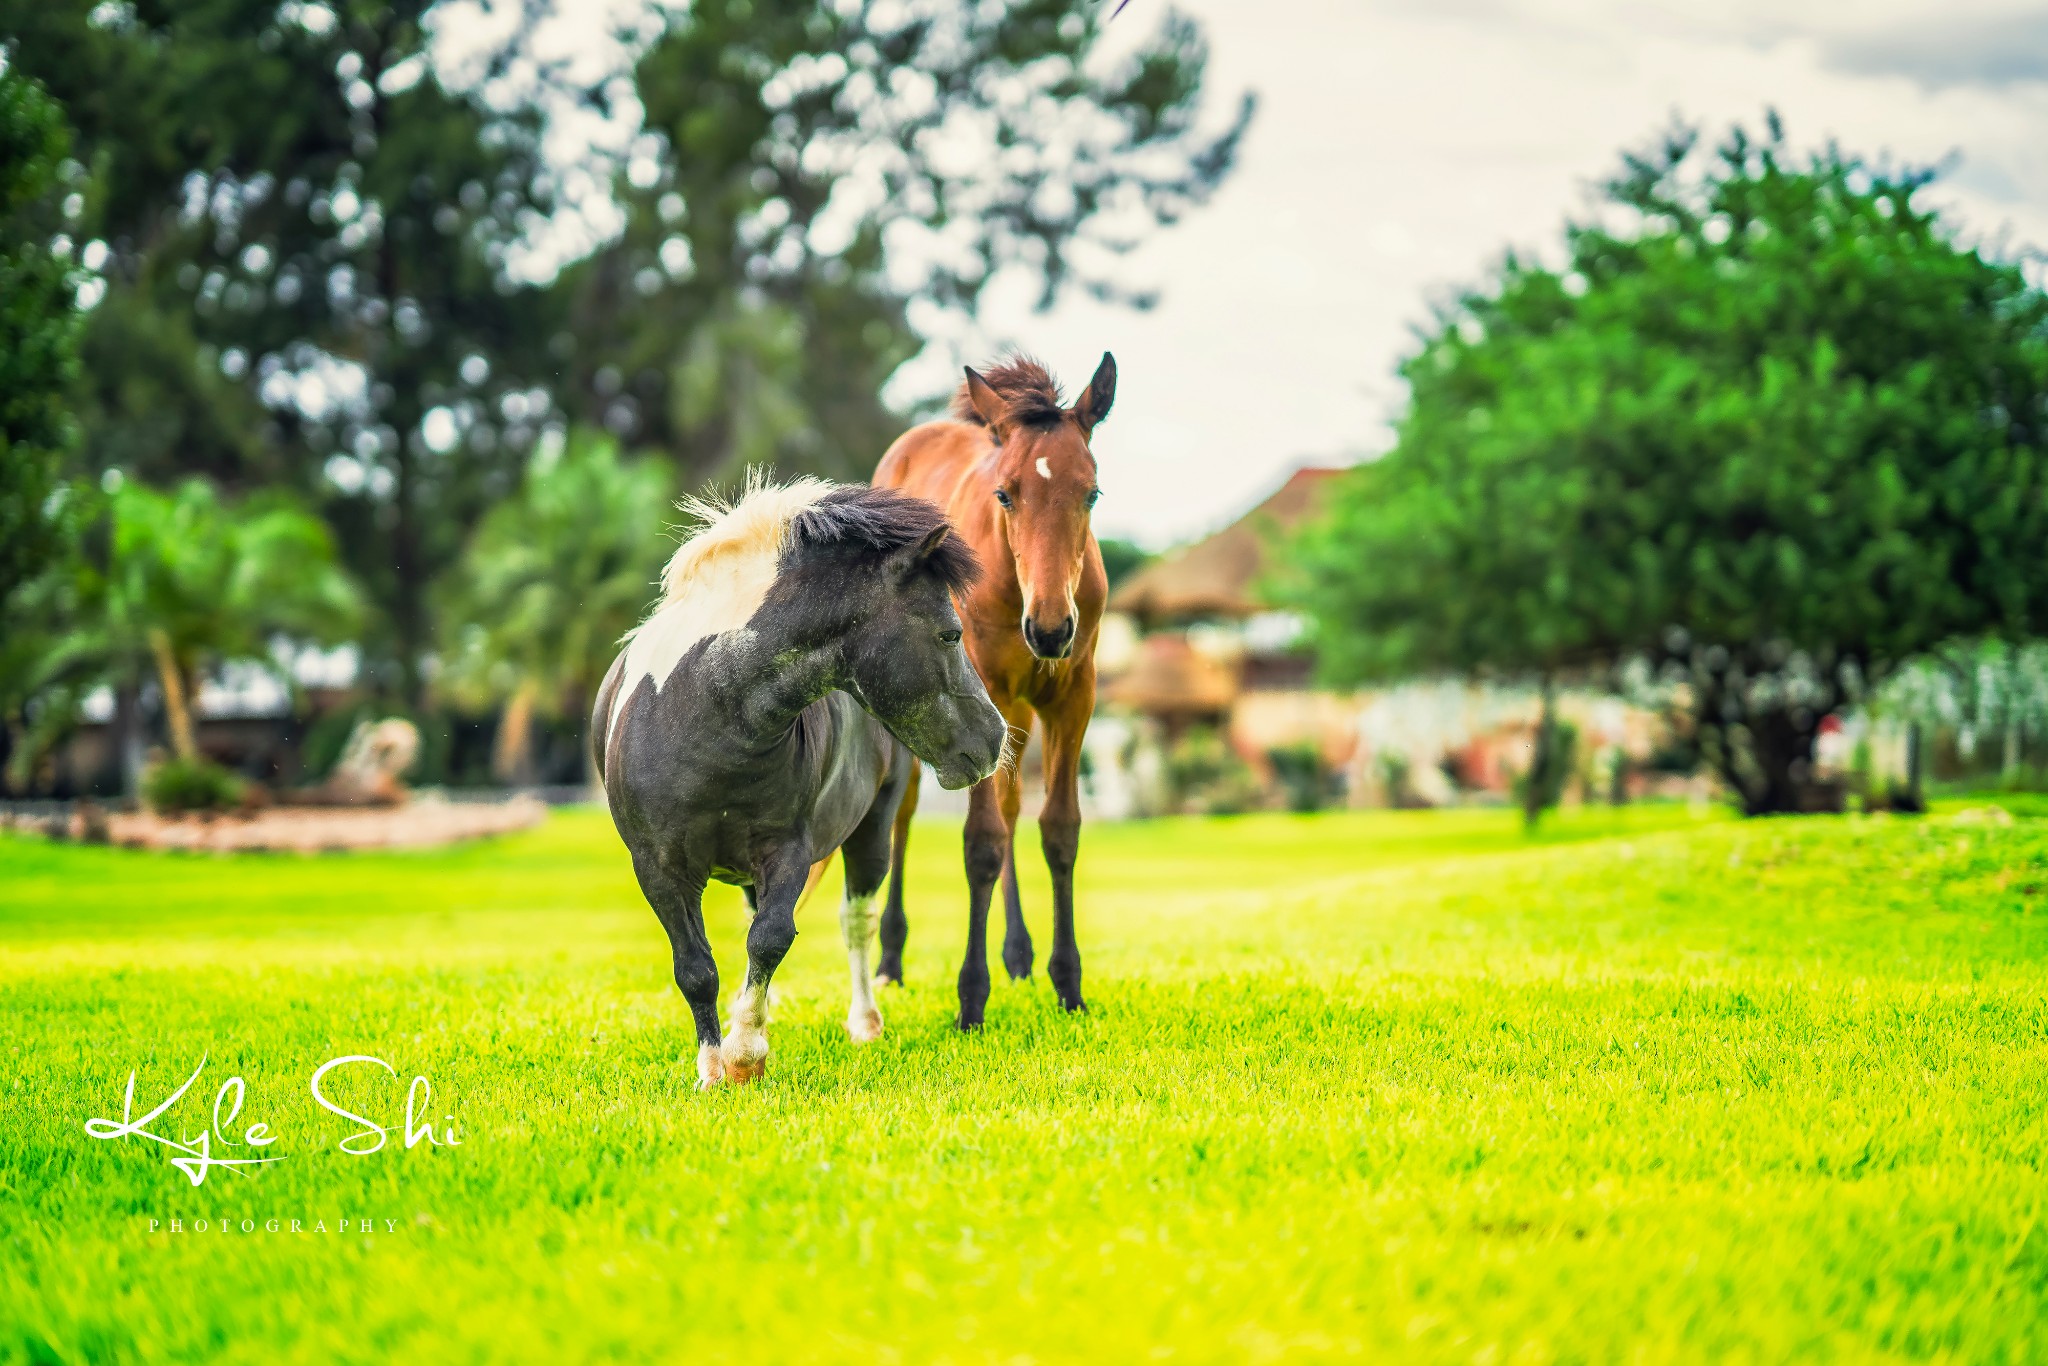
[874,971,902,989]
[1058,995,1087,1013]
[1002,946,1034,981]
[955,1011,984,1031]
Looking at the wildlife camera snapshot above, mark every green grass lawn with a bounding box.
[4,800,2048,1364]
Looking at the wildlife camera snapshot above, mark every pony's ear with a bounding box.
[962,367,1009,434]
[1072,351,1116,432]
[896,523,952,577]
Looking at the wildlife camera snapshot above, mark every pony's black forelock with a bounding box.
[787,485,981,591]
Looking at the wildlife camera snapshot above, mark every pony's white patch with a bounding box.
[722,982,770,1081]
[610,472,833,728]
[1034,456,1052,480]
[840,890,883,1042]
[695,1042,725,1089]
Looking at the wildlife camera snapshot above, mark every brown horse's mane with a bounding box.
[950,356,1067,429]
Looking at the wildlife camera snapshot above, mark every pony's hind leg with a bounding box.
[841,757,909,1041]
[876,756,920,985]
[722,850,811,1084]
[631,852,724,1087]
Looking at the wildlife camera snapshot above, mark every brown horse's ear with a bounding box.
[1072,351,1116,433]
[962,367,1009,435]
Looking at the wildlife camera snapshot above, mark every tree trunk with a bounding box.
[493,683,537,787]
[148,629,198,763]
[111,676,145,795]
[1901,722,1926,813]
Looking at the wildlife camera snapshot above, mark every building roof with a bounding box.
[1109,466,1343,626]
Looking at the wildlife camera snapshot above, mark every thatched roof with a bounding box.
[1110,467,1342,626]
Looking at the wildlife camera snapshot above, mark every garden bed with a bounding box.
[1,793,548,853]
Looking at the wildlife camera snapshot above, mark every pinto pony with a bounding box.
[593,476,1007,1085]
[873,354,1116,1027]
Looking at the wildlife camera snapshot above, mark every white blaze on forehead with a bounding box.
[609,473,833,727]
[1035,456,1052,480]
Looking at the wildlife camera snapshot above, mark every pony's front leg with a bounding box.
[723,853,810,1083]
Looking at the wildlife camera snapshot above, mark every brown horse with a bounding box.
[872,354,1115,1027]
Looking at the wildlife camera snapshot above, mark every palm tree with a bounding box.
[437,430,676,784]
[108,478,362,763]
[11,478,361,786]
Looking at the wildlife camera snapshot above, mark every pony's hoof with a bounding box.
[721,1032,768,1084]
[695,1044,726,1089]
[847,1008,884,1044]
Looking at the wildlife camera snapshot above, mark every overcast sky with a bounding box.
[980,0,2048,547]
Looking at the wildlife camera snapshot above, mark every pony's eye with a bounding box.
[940,628,963,644]
[994,488,1013,509]
[1086,489,1102,508]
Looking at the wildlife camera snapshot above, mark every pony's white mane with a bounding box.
[611,471,835,725]
[651,471,834,613]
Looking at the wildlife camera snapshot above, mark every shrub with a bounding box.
[142,756,244,814]
[1268,742,1338,813]
[1167,727,1264,816]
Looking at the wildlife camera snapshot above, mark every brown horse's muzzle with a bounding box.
[1022,612,1077,661]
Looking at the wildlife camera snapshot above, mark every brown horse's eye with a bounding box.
[1086,489,1102,508]
[994,488,1013,509]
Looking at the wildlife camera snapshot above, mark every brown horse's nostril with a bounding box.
[1023,615,1076,660]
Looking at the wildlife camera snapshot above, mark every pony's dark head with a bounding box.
[785,487,1007,789]
[954,353,1115,660]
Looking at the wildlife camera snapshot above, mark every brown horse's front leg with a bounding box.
[957,775,1009,1029]
[1038,692,1090,1012]
[997,705,1033,981]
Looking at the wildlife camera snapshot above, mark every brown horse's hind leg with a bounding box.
[876,756,920,985]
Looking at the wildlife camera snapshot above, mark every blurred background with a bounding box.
[3,0,2046,833]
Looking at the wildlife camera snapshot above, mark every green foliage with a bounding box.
[1513,717,1580,824]
[0,63,80,614]
[1096,536,1151,593]
[559,0,1251,484]
[138,753,244,813]
[14,803,2048,1359]
[5,1,1247,706]
[8,477,362,783]
[1166,724,1263,814]
[1267,740,1338,812]
[4,1,567,700]
[1292,117,2048,815]
[436,430,676,721]
[101,478,362,681]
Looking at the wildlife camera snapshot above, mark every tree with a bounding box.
[557,0,1252,484]
[1290,117,2048,816]
[76,479,360,766]
[0,62,79,614]
[436,430,675,783]
[4,1,568,707]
